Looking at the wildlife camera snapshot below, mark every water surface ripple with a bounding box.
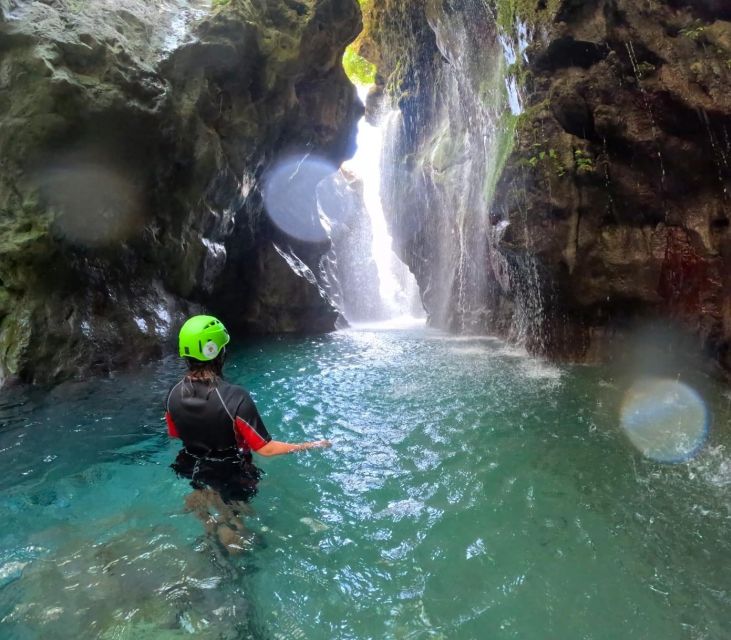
[0,325,730,639]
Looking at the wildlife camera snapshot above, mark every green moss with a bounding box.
[349,0,374,61]
[513,98,548,132]
[504,60,533,86]
[480,0,558,205]
[496,0,562,32]
[680,21,706,41]
[484,111,518,205]
[574,149,594,173]
[0,306,31,378]
[341,0,376,87]
[549,148,566,176]
[343,46,377,85]
[0,288,9,322]
[635,61,656,78]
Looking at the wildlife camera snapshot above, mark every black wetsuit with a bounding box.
[165,378,272,502]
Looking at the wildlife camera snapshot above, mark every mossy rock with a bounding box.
[0,0,362,385]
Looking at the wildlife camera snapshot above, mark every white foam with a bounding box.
[449,346,491,356]
[520,360,563,381]
[348,317,426,331]
[495,344,529,358]
[691,446,731,488]
[423,333,501,343]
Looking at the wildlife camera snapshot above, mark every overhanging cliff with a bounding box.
[0,0,362,384]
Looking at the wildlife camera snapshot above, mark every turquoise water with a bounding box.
[1,323,730,639]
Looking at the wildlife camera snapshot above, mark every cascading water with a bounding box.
[375,4,527,336]
[375,5,554,348]
[495,20,550,351]
[332,86,423,322]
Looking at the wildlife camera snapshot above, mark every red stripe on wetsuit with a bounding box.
[235,416,268,451]
[165,411,180,438]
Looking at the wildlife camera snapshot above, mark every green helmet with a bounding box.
[178,315,230,361]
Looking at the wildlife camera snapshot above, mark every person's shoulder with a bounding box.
[165,378,185,405]
[168,378,185,394]
[217,379,252,404]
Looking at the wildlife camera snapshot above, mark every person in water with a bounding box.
[165,315,330,550]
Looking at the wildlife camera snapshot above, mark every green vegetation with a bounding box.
[486,0,564,201]
[386,57,408,99]
[635,61,656,78]
[343,47,377,85]
[342,0,377,85]
[496,0,562,32]
[680,20,706,41]
[484,111,518,205]
[551,149,567,176]
[522,146,566,176]
[212,0,230,8]
[574,149,594,173]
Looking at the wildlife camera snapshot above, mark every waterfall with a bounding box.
[373,5,552,345]
[334,86,423,322]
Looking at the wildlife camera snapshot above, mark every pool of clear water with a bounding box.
[1,323,730,639]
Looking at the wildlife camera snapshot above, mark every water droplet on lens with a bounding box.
[620,378,709,463]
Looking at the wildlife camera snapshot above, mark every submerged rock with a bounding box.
[365,0,731,375]
[0,0,362,385]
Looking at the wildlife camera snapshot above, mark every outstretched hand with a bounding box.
[311,439,332,449]
[259,439,331,457]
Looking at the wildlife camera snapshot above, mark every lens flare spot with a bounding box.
[262,154,337,243]
[620,378,709,463]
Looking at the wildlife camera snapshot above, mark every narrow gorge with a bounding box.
[2,3,731,638]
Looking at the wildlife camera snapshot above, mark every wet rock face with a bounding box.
[370,0,731,373]
[493,0,731,368]
[0,0,361,384]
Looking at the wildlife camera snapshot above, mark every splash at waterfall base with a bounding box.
[360,0,731,375]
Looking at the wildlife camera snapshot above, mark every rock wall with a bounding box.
[0,0,362,385]
[366,0,731,373]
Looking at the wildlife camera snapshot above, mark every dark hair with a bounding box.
[184,350,225,383]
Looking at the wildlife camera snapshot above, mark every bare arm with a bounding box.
[256,439,331,457]
[233,391,331,457]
